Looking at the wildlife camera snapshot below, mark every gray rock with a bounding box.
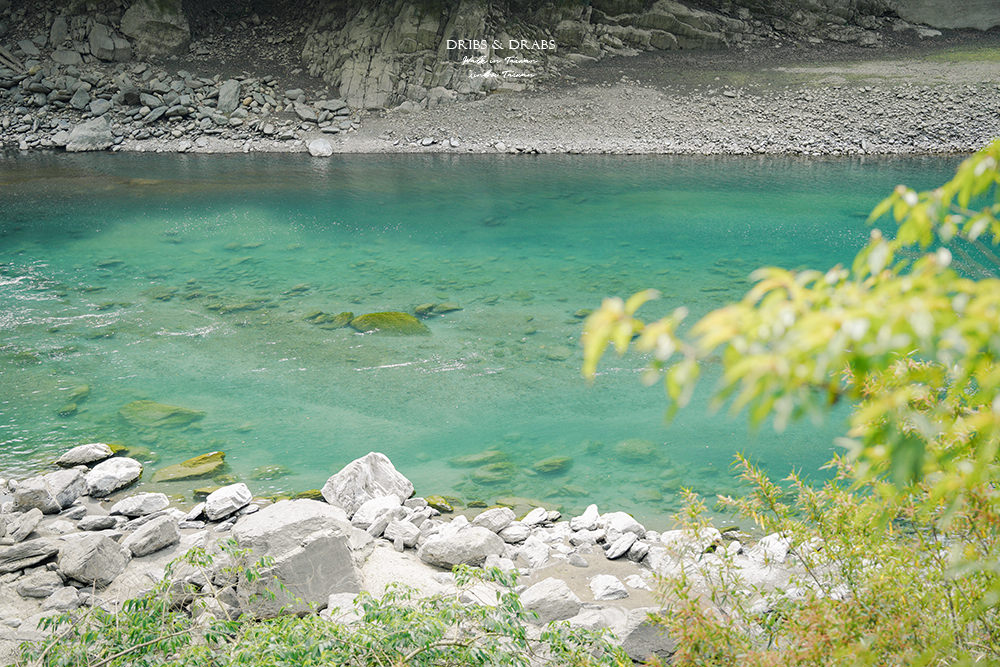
[56,443,114,468]
[42,586,80,611]
[293,101,317,122]
[121,0,191,55]
[58,534,130,587]
[589,574,628,600]
[6,507,43,542]
[205,483,252,521]
[383,519,420,548]
[520,577,582,623]
[17,39,39,56]
[321,452,414,518]
[417,526,504,568]
[515,535,550,569]
[78,515,118,531]
[894,0,1000,30]
[111,492,169,517]
[50,16,68,45]
[471,506,515,533]
[605,532,637,559]
[14,469,86,514]
[121,515,179,557]
[16,569,63,598]
[89,98,112,116]
[232,499,359,617]
[307,138,333,157]
[89,24,130,62]
[498,522,530,544]
[602,512,646,542]
[60,504,87,521]
[351,495,402,530]
[51,49,83,66]
[217,78,240,114]
[65,117,115,154]
[620,607,676,663]
[521,507,548,526]
[69,87,90,110]
[0,538,59,574]
[317,99,346,112]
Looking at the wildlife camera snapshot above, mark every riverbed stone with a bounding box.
[0,538,59,573]
[204,483,252,520]
[520,577,582,623]
[110,492,169,517]
[85,457,143,497]
[56,443,114,467]
[605,532,638,559]
[42,586,80,612]
[351,494,403,531]
[308,138,334,157]
[122,515,180,557]
[16,569,63,598]
[65,117,113,153]
[119,400,206,429]
[590,574,628,600]
[151,451,225,483]
[384,519,420,548]
[217,78,240,113]
[471,506,515,533]
[571,504,600,531]
[498,522,530,543]
[532,456,572,474]
[232,499,358,616]
[321,452,414,518]
[6,508,43,543]
[58,534,129,587]
[417,526,504,568]
[620,607,677,663]
[78,515,118,531]
[349,312,429,335]
[14,469,86,514]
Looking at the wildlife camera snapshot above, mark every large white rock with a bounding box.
[232,499,359,616]
[6,508,43,543]
[747,533,791,564]
[307,138,334,157]
[13,469,86,514]
[498,522,530,544]
[56,443,114,468]
[417,526,504,569]
[350,494,402,530]
[58,534,130,587]
[589,574,628,601]
[122,515,180,557]
[520,577,582,623]
[384,519,420,548]
[321,452,414,518]
[204,483,252,521]
[110,492,169,517]
[65,117,114,153]
[471,506,515,533]
[602,511,646,543]
[570,504,600,532]
[85,457,142,497]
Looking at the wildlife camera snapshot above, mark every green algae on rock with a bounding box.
[119,400,206,429]
[615,438,657,462]
[533,456,573,474]
[251,464,292,481]
[291,489,324,500]
[151,451,226,483]
[470,461,517,485]
[425,495,455,513]
[448,449,507,468]
[349,312,430,335]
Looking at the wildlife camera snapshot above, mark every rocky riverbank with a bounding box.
[0,447,809,664]
[1,0,999,157]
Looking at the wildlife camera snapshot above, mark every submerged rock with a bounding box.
[151,451,226,483]
[615,438,657,462]
[448,449,507,468]
[251,464,292,481]
[469,461,516,485]
[304,311,353,328]
[349,312,430,335]
[119,400,206,429]
[533,456,573,474]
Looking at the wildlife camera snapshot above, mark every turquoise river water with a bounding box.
[0,152,960,526]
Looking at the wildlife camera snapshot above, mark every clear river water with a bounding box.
[0,152,961,526]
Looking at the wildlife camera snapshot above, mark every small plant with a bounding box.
[17,544,629,667]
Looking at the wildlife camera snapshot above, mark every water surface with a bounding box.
[0,152,960,525]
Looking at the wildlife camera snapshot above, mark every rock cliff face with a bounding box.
[300,0,903,110]
[892,0,1000,31]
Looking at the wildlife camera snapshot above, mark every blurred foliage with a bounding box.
[583,140,1000,663]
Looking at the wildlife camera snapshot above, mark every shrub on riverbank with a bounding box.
[584,140,1000,663]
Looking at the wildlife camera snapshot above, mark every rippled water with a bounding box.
[0,152,960,525]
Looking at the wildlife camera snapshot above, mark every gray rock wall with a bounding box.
[892,0,1000,30]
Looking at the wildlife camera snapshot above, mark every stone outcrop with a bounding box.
[892,0,1000,30]
[321,452,414,517]
[120,0,191,56]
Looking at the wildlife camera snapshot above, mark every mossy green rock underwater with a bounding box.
[151,451,226,482]
[349,312,430,335]
[119,401,206,429]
